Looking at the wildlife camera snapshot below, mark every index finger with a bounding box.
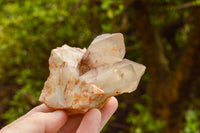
[99,97,118,131]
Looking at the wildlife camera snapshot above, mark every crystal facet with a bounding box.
[39,33,146,114]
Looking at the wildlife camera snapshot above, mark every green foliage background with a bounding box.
[0,0,200,132]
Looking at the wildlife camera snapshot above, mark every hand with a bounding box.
[0,97,118,133]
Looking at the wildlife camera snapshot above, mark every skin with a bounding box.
[0,97,118,133]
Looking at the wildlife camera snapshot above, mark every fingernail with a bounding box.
[53,110,67,117]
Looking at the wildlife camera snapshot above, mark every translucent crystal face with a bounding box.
[39,33,146,115]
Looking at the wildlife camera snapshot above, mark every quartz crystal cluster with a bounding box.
[39,33,146,114]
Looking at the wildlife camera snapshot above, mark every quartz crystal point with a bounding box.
[39,33,146,114]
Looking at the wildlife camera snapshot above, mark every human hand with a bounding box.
[0,97,118,133]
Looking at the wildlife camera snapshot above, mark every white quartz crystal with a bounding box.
[39,33,146,114]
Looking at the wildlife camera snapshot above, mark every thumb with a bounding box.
[31,110,68,133]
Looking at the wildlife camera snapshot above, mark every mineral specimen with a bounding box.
[39,33,146,114]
